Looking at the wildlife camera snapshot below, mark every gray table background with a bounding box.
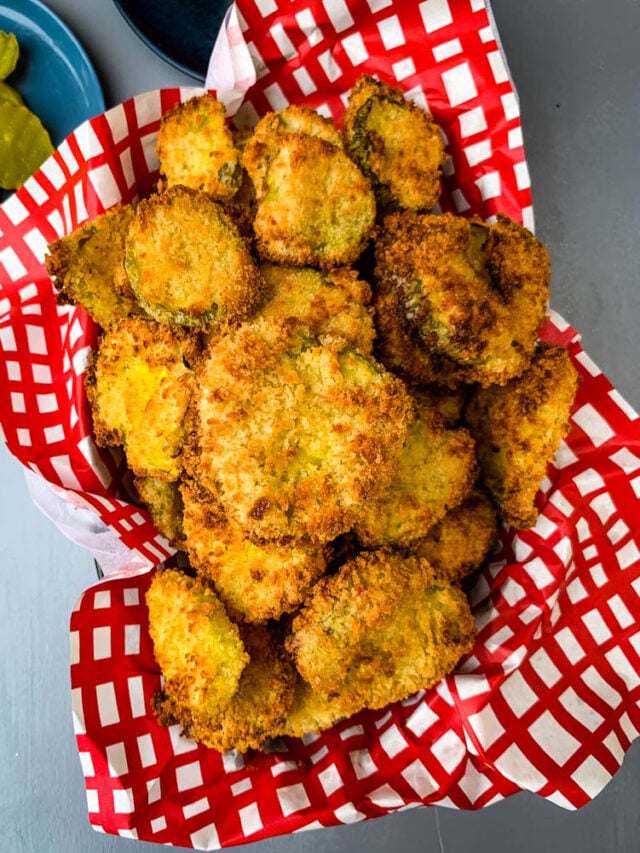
[1,0,639,850]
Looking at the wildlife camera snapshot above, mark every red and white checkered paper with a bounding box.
[2,0,640,847]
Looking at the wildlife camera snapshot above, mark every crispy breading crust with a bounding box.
[156,93,242,200]
[134,475,185,547]
[180,477,327,623]
[465,342,580,528]
[415,489,499,584]
[184,624,297,753]
[257,263,376,354]
[243,107,376,268]
[46,204,140,329]
[147,569,249,732]
[354,413,477,548]
[86,317,197,480]
[343,74,447,212]
[124,185,263,329]
[374,212,550,387]
[279,677,362,739]
[287,550,476,709]
[195,318,416,543]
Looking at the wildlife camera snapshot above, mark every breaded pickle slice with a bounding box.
[0,31,19,80]
[147,569,249,736]
[375,212,550,387]
[257,263,375,354]
[415,490,499,584]
[184,624,296,753]
[181,477,327,623]
[465,342,580,528]
[344,74,447,212]
[87,317,196,480]
[47,205,140,329]
[279,677,362,739]
[287,551,476,709]
[124,185,263,329]
[195,318,415,543]
[0,80,23,105]
[243,107,376,268]
[134,475,184,547]
[156,93,242,200]
[354,413,477,548]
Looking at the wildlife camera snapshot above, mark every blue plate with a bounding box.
[0,0,104,197]
[112,0,230,81]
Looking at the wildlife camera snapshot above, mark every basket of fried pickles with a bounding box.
[46,76,580,755]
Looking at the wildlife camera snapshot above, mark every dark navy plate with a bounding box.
[112,0,231,81]
[0,0,104,201]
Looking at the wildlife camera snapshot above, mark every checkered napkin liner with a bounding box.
[1,0,640,847]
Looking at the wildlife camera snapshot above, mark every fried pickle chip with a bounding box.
[354,413,477,548]
[287,550,476,709]
[257,263,375,354]
[156,93,242,199]
[343,74,447,212]
[195,318,415,543]
[279,677,362,739]
[147,569,249,733]
[87,317,196,480]
[183,624,297,753]
[465,342,580,528]
[46,205,140,329]
[124,185,263,329]
[134,475,184,547]
[243,106,376,268]
[180,477,327,623]
[415,489,499,584]
[374,212,550,387]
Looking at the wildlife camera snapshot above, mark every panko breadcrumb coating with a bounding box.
[287,550,476,710]
[374,212,550,387]
[156,93,242,200]
[257,263,376,354]
[124,185,263,329]
[415,490,499,584]
[134,475,184,547]
[354,413,477,548]
[147,569,249,736]
[46,205,140,329]
[280,677,362,739]
[465,342,580,528]
[180,477,327,623]
[343,74,447,212]
[183,624,297,754]
[195,318,415,543]
[86,317,197,480]
[243,106,376,268]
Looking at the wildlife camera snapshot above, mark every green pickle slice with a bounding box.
[0,31,19,80]
[0,100,54,190]
[0,80,23,106]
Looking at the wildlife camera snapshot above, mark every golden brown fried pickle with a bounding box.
[374,212,550,387]
[46,205,140,329]
[415,490,499,584]
[279,677,362,739]
[156,93,242,200]
[243,107,376,268]
[134,475,184,547]
[124,185,263,329]
[185,624,297,753]
[180,477,327,623]
[257,263,375,354]
[147,569,249,735]
[195,318,415,543]
[465,342,580,528]
[343,74,446,212]
[287,550,476,709]
[354,413,477,548]
[86,316,196,480]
